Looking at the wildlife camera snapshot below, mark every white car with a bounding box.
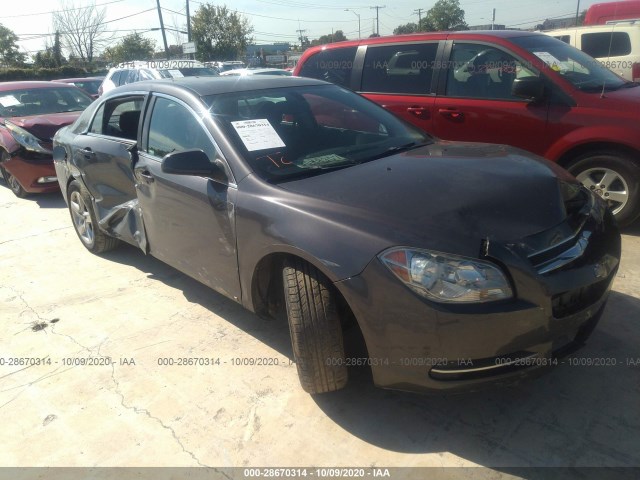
[543,22,640,82]
[99,60,219,96]
[219,68,292,77]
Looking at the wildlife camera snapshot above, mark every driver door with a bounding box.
[134,94,241,301]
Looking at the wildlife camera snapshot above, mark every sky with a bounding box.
[6,0,606,58]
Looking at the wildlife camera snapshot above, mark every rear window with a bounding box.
[581,32,632,58]
[298,47,357,88]
[361,43,438,94]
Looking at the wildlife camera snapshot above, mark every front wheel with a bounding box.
[0,157,28,198]
[67,180,120,253]
[283,258,348,394]
[567,152,640,227]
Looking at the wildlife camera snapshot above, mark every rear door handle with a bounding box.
[406,106,429,118]
[438,108,464,120]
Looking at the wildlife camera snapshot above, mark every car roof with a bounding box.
[106,75,327,97]
[0,81,81,91]
[303,30,544,52]
[53,77,104,83]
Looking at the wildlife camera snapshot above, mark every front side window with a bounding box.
[298,47,357,88]
[0,87,92,117]
[89,96,144,140]
[206,84,431,183]
[446,43,538,100]
[146,97,216,160]
[361,43,438,94]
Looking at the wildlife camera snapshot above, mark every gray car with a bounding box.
[53,76,620,394]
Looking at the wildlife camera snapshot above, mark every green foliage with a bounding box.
[421,0,467,31]
[310,30,348,47]
[0,24,25,66]
[393,23,419,35]
[192,4,253,61]
[0,66,104,82]
[103,33,156,64]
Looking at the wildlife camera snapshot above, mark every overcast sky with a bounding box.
[7,0,605,58]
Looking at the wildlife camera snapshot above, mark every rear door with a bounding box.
[357,41,441,133]
[134,93,241,300]
[432,41,550,156]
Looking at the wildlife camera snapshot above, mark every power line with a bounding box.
[0,0,125,19]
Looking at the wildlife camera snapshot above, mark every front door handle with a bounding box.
[438,108,464,121]
[135,169,154,183]
[81,147,94,160]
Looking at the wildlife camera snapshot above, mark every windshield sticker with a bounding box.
[301,154,346,167]
[231,119,286,151]
[0,95,20,107]
[533,52,563,71]
[168,69,184,78]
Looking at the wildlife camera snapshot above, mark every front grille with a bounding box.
[552,277,611,318]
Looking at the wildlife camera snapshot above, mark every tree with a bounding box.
[0,24,25,66]
[192,4,253,61]
[393,23,419,35]
[53,0,112,63]
[33,32,66,68]
[422,0,467,31]
[103,33,156,64]
[310,30,348,47]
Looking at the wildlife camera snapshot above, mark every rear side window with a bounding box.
[361,43,438,94]
[111,70,124,86]
[581,32,631,57]
[89,96,144,140]
[298,47,357,88]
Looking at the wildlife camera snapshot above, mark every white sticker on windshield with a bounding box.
[231,119,286,151]
[0,95,20,107]
[533,52,563,71]
[168,69,184,78]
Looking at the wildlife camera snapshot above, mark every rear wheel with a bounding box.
[283,258,348,394]
[567,152,640,227]
[67,180,120,253]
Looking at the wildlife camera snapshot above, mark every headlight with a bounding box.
[379,247,513,303]
[5,122,51,154]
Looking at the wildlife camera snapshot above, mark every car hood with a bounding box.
[5,111,82,141]
[278,142,577,257]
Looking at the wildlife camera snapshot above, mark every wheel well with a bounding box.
[556,142,640,169]
[251,253,360,332]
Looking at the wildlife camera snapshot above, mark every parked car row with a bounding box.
[294,30,640,227]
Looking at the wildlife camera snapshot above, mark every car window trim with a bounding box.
[141,92,237,187]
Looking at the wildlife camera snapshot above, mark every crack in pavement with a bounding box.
[0,226,71,246]
[109,364,225,472]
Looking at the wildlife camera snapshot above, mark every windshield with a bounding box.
[158,67,219,78]
[0,87,93,117]
[205,84,431,182]
[511,35,629,92]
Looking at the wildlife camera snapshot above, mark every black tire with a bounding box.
[567,152,640,228]
[0,157,28,199]
[67,180,120,253]
[283,258,348,394]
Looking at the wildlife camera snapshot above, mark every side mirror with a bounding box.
[161,149,228,184]
[512,76,545,102]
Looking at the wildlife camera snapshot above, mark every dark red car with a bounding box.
[295,31,640,226]
[0,81,93,197]
[52,77,104,99]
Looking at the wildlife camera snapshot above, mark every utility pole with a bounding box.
[296,28,307,47]
[156,0,170,58]
[575,0,581,26]
[370,5,386,36]
[492,8,496,30]
[413,8,424,28]
[186,0,191,41]
[345,9,361,39]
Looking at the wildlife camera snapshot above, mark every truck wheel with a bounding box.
[283,258,348,394]
[567,152,640,227]
[68,180,120,253]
